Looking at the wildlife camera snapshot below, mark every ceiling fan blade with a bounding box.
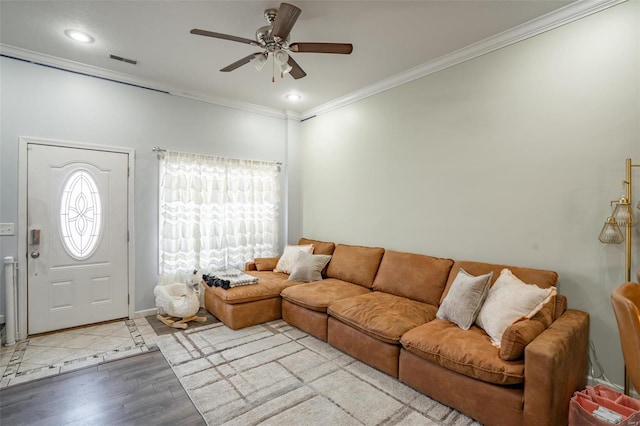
[287,55,306,79]
[220,52,263,72]
[272,3,302,41]
[190,29,260,46]
[289,42,353,54]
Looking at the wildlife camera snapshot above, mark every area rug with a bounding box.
[154,319,481,426]
[146,308,219,336]
[0,347,205,425]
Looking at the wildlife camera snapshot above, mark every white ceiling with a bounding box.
[0,1,578,115]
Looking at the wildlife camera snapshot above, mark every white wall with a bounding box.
[301,2,639,388]
[0,56,298,315]
[285,112,303,245]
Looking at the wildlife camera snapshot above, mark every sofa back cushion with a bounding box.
[326,244,385,288]
[298,238,336,255]
[555,294,568,320]
[440,261,558,305]
[373,250,454,305]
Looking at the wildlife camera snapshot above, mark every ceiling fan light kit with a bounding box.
[190,2,353,81]
[250,53,268,71]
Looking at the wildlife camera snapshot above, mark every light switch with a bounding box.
[0,223,15,236]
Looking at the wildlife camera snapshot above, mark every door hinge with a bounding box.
[128,166,130,177]
[128,294,130,305]
[127,230,130,242]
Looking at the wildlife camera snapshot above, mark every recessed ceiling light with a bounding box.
[64,29,94,44]
[285,93,301,101]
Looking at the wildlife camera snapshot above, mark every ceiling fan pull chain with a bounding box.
[272,55,276,83]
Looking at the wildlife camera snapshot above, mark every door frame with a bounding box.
[17,136,136,340]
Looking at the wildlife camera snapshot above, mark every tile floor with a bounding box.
[0,317,159,388]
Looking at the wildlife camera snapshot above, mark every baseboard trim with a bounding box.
[134,308,157,319]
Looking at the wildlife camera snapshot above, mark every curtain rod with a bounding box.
[152,147,283,166]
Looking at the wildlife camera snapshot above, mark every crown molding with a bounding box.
[173,90,287,119]
[284,110,303,121]
[0,44,174,93]
[0,44,287,119]
[300,0,627,120]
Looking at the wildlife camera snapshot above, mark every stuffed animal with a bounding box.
[154,270,207,329]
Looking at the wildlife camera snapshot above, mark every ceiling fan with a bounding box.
[190,2,353,81]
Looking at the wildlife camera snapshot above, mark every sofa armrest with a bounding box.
[523,309,589,426]
[246,257,281,272]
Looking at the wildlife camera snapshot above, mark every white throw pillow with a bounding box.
[475,268,556,347]
[274,244,314,274]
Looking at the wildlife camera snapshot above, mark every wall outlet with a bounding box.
[0,223,15,236]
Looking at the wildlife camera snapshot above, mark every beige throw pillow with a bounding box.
[436,268,493,330]
[274,244,314,274]
[288,252,332,282]
[476,269,557,347]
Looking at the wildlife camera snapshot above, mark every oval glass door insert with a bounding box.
[59,169,102,259]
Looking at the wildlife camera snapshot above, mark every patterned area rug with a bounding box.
[146,308,219,336]
[155,319,481,426]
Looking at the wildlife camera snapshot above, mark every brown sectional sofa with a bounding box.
[203,237,589,426]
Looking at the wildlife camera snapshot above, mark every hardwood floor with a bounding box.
[0,349,206,425]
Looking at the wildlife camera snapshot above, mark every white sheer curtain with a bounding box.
[159,151,280,282]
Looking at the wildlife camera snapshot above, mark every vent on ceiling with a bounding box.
[109,54,138,65]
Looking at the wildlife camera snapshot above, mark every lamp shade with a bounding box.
[272,50,291,77]
[273,50,289,66]
[280,63,292,75]
[612,197,637,227]
[598,216,625,244]
[250,53,268,71]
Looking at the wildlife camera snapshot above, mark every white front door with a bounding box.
[27,143,129,334]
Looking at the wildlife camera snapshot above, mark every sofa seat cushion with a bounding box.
[400,319,525,385]
[328,292,437,345]
[280,278,370,312]
[209,271,298,304]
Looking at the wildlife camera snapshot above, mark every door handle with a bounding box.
[30,251,40,259]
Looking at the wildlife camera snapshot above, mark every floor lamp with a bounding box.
[598,158,639,395]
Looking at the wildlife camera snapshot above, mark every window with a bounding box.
[158,151,280,280]
[59,169,102,259]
